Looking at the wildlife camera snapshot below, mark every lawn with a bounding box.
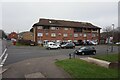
[55,59,118,78]
[93,54,119,62]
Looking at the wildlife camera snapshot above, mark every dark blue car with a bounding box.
[74,46,96,55]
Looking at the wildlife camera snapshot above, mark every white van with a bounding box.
[46,42,60,50]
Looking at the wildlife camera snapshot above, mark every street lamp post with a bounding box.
[111,24,114,52]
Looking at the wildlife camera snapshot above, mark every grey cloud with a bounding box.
[2,2,118,33]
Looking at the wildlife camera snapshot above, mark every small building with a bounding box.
[18,31,34,41]
[8,32,18,40]
[32,18,101,44]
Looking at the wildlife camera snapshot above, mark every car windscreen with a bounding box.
[80,47,86,50]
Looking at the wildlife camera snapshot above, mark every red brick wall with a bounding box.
[35,26,100,43]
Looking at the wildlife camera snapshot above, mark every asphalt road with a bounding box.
[4,44,119,66]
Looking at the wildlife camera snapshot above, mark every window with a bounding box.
[79,33,82,36]
[38,40,42,44]
[51,33,56,37]
[37,33,43,37]
[93,29,97,31]
[37,26,43,29]
[74,40,77,42]
[49,21,52,23]
[46,33,49,36]
[88,33,91,36]
[51,27,56,30]
[92,34,96,37]
[74,28,82,32]
[58,33,61,36]
[70,34,72,37]
[83,33,87,37]
[63,34,68,37]
[43,26,49,29]
[64,28,68,30]
[74,34,78,37]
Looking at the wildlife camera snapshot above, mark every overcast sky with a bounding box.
[1,1,119,33]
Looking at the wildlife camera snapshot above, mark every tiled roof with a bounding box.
[33,18,101,29]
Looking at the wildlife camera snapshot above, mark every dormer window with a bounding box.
[51,27,56,30]
[49,21,52,23]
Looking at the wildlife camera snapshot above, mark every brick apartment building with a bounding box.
[32,18,101,44]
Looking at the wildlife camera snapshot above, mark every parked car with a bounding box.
[61,42,75,49]
[73,42,83,46]
[83,40,97,45]
[90,41,98,45]
[46,42,60,50]
[74,46,96,55]
[116,42,120,45]
[60,42,68,45]
[30,41,37,46]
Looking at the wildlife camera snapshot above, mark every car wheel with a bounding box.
[48,47,50,50]
[82,52,85,55]
[93,52,96,55]
[74,50,78,54]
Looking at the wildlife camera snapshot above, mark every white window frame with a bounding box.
[37,26,43,29]
[51,33,56,37]
[64,28,68,30]
[63,33,68,37]
[74,33,78,37]
[37,33,43,37]
[58,33,61,36]
[49,21,52,23]
[92,34,96,37]
[46,33,49,36]
[83,33,87,37]
[51,27,56,30]
[79,33,82,36]
[74,40,77,42]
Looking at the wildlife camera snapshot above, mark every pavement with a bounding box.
[2,55,71,78]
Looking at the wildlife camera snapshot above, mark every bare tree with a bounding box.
[102,26,112,41]
[102,26,112,32]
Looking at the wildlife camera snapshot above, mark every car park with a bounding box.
[61,42,75,49]
[46,42,60,50]
[74,46,96,55]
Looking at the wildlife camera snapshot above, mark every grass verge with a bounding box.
[93,54,118,62]
[55,59,118,78]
